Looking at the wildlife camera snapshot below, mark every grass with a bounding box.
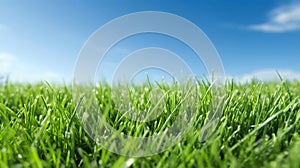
[0,78,300,167]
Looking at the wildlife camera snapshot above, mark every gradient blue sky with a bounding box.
[0,0,300,83]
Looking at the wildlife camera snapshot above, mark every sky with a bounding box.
[0,0,300,83]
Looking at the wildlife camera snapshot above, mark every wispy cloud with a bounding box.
[44,71,61,79]
[0,24,8,31]
[236,69,300,83]
[0,52,16,74]
[0,52,68,83]
[10,70,66,83]
[248,2,300,33]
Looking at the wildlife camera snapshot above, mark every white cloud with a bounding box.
[43,71,68,83]
[235,69,300,83]
[44,71,60,79]
[9,70,67,83]
[0,52,67,83]
[249,2,300,32]
[0,53,16,73]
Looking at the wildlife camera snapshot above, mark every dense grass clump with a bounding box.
[0,80,299,167]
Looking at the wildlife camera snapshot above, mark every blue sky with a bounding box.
[0,0,300,83]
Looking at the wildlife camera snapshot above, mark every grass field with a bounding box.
[0,79,300,167]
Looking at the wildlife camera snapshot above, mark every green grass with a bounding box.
[0,79,300,167]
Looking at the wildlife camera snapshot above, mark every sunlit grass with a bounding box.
[0,79,299,167]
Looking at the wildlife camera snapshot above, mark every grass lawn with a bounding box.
[0,79,300,167]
